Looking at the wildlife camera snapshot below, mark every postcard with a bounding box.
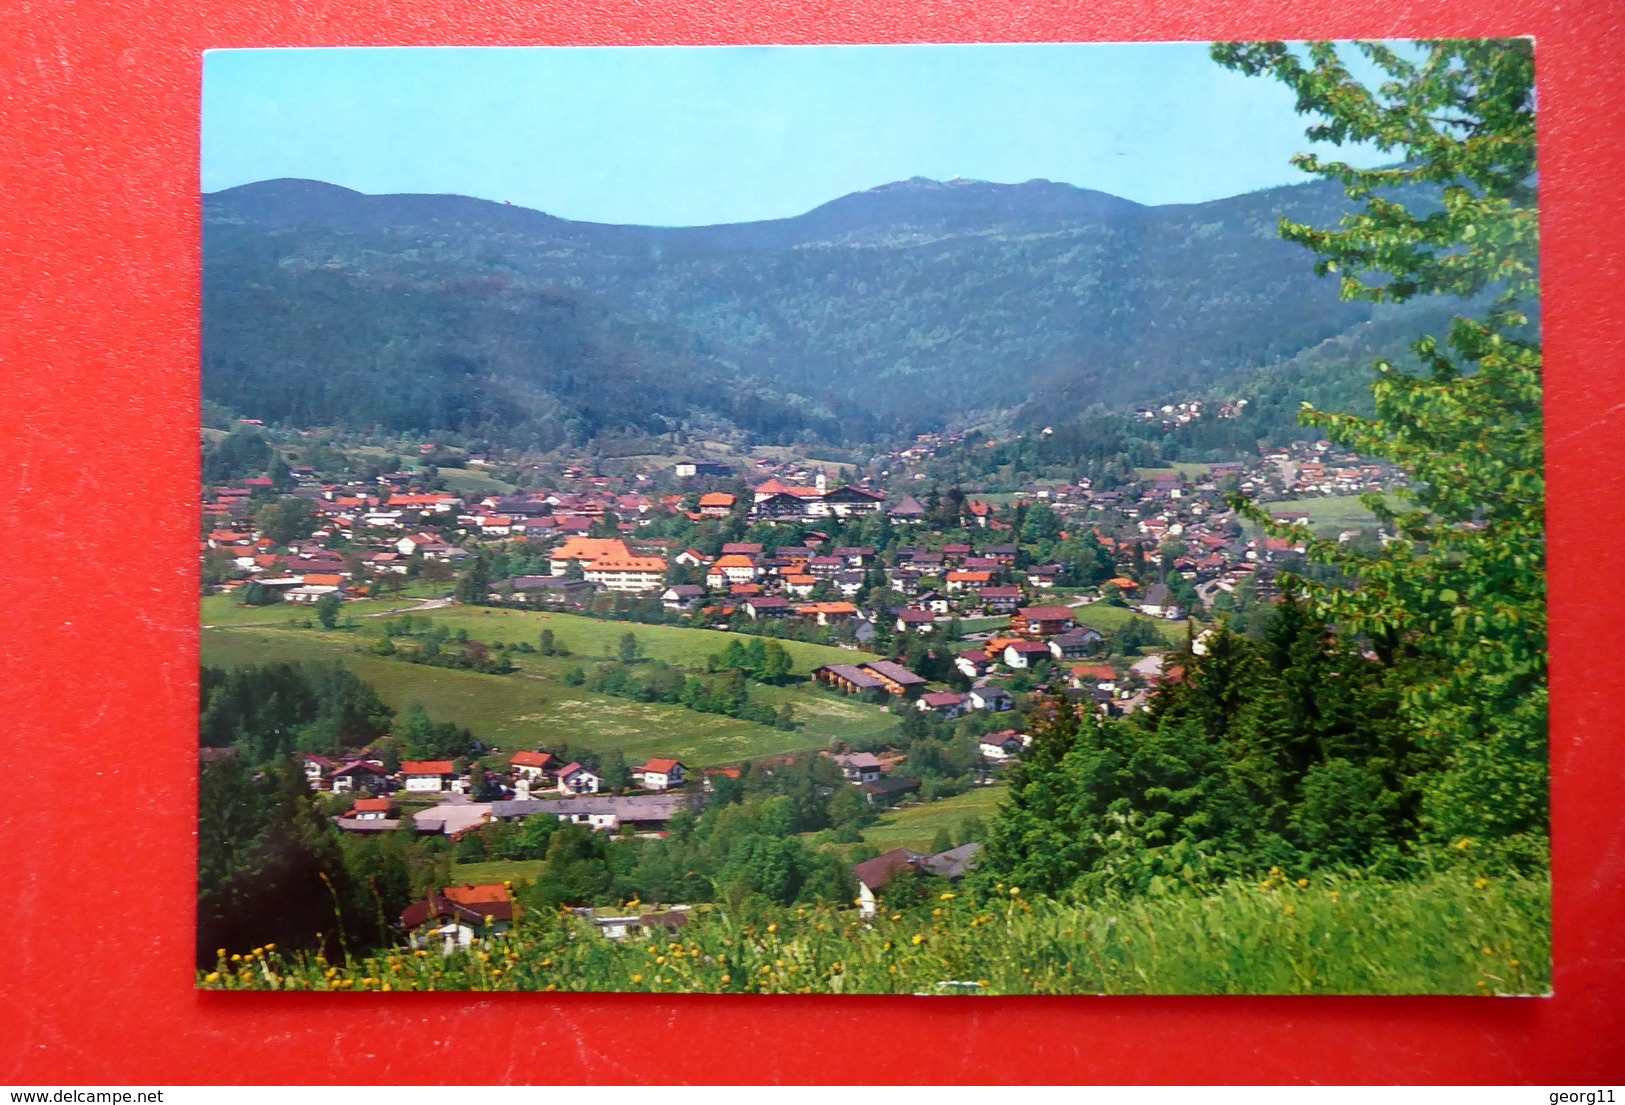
[197,40,1548,994]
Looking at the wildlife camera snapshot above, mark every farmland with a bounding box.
[1066,601,1190,645]
[1250,494,1384,535]
[358,605,877,676]
[201,608,896,766]
[859,784,1007,852]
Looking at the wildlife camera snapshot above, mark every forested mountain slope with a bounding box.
[203,174,1447,447]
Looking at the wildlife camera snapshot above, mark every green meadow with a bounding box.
[367,605,876,676]
[858,784,1007,853]
[201,606,893,766]
[203,868,1552,996]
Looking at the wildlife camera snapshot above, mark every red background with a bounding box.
[2,0,1622,1085]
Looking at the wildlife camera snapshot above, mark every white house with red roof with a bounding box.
[509,750,556,782]
[401,760,458,793]
[556,762,603,795]
[328,759,389,795]
[631,758,686,791]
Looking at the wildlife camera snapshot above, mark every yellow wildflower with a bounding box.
[204,972,220,984]
[1009,886,1021,896]
[911,934,925,946]
[767,923,778,934]
[1456,838,1472,851]
[940,892,956,901]
[631,973,644,984]
[1474,877,1490,889]
[1296,878,1309,889]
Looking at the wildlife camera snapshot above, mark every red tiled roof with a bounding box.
[1017,606,1075,621]
[401,760,455,775]
[852,848,923,891]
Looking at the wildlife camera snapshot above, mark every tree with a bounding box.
[454,555,493,605]
[1213,40,1545,847]
[617,631,642,665]
[600,749,630,792]
[253,498,318,546]
[314,592,342,630]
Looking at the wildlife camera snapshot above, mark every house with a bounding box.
[550,537,667,593]
[813,663,888,696]
[945,570,992,593]
[661,584,706,611]
[978,586,1023,613]
[743,595,793,620]
[697,492,737,518]
[703,766,743,792]
[1138,582,1185,620]
[328,759,389,795]
[509,750,556,782]
[401,760,457,793]
[1048,628,1104,660]
[920,842,982,880]
[632,758,686,791]
[859,660,928,697]
[860,776,922,806]
[490,793,688,833]
[968,687,1014,712]
[555,762,603,795]
[895,609,936,634]
[706,554,761,588]
[673,460,732,479]
[886,495,928,524]
[979,731,1030,761]
[1003,640,1053,669]
[829,752,884,784]
[916,691,969,719]
[851,848,925,918]
[401,884,514,953]
[955,649,993,679]
[299,755,335,788]
[1070,663,1118,690]
[345,796,398,821]
[1011,605,1075,638]
[500,576,597,605]
[783,574,818,598]
[799,601,858,626]
[1026,564,1062,588]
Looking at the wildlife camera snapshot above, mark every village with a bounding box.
[201,423,1406,950]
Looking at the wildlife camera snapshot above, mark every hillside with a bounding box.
[203,174,1447,447]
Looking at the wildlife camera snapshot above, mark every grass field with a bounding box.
[1249,494,1384,535]
[1067,602,1190,646]
[955,616,1011,635]
[450,859,547,885]
[860,785,1007,852]
[202,625,843,766]
[201,601,898,765]
[1133,462,1213,480]
[200,594,426,627]
[752,684,902,745]
[435,469,518,496]
[205,869,1552,995]
[369,606,877,676]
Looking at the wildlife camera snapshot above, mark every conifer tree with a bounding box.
[1213,40,1545,848]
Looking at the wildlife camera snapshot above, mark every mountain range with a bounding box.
[202,173,1452,450]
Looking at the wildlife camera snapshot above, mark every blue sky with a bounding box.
[202,43,1394,227]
